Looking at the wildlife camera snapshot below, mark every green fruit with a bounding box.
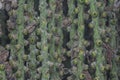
[5,44,10,50]
[23,29,28,35]
[100,65,106,72]
[88,22,94,28]
[0,64,5,71]
[91,11,98,18]
[36,55,43,62]
[96,40,102,47]
[15,44,21,51]
[91,50,97,58]
[35,74,40,79]
[73,19,78,24]
[72,58,78,65]
[28,63,36,70]
[94,77,99,80]
[110,19,116,25]
[79,0,85,4]
[74,8,79,14]
[83,64,88,70]
[36,28,41,36]
[79,73,85,79]
[91,62,96,69]
[22,55,29,61]
[101,12,107,18]
[29,36,36,44]
[15,70,22,78]
[84,0,90,5]
[36,42,41,49]
[105,64,111,71]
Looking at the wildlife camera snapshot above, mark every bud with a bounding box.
[91,11,98,18]
[79,73,85,79]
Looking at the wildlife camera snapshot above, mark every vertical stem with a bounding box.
[68,0,78,80]
[55,0,63,59]
[16,0,25,80]
[90,0,105,80]
[68,0,75,44]
[27,0,37,80]
[48,0,60,80]
[39,0,49,80]
[109,1,119,80]
[77,1,85,80]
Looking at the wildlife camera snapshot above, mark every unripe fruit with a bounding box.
[104,37,110,43]
[74,8,79,14]
[84,0,90,5]
[88,22,94,28]
[36,55,43,62]
[9,60,18,73]
[73,19,78,24]
[23,29,28,35]
[96,2,102,7]
[101,12,107,18]
[24,4,28,11]
[91,50,97,58]
[24,40,29,46]
[8,33,17,40]
[35,74,40,79]
[36,42,41,49]
[67,51,71,57]
[57,57,62,63]
[115,55,120,62]
[83,64,88,70]
[105,64,111,71]
[43,45,48,51]
[79,0,85,4]
[15,44,21,51]
[5,44,10,50]
[83,40,90,47]
[15,70,22,78]
[79,49,84,54]
[28,63,36,70]
[96,40,102,47]
[94,77,99,80]
[110,19,116,25]
[91,62,96,69]
[79,73,85,80]
[0,64,5,71]
[36,28,41,36]
[91,11,98,18]
[22,55,29,61]
[72,58,78,65]
[28,36,36,44]
[100,65,106,72]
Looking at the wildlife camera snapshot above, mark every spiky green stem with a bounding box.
[68,0,75,44]
[77,1,85,80]
[109,1,119,80]
[90,0,105,80]
[16,0,25,80]
[48,0,60,80]
[39,0,49,80]
[26,0,37,80]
